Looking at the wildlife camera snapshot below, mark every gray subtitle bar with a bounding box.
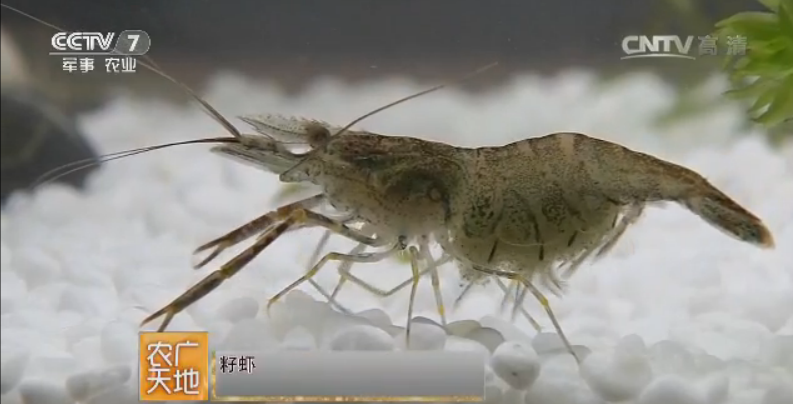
[212,350,485,401]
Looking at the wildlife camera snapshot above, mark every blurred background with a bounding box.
[0,0,771,106]
[0,0,787,203]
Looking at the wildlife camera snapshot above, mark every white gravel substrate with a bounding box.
[1,70,792,404]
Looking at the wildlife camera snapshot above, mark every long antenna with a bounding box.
[0,3,242,138]
[330,62,499,138]
[33,138,236,188]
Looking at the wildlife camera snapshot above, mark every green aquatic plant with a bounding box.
[716,0,793,129]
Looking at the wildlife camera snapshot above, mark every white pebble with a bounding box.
[484,364,497,384]
[696,373,729,404]
[762,335,793,369]
[61,260,113,289]
[638,375,706,404]
[740,291,793,332]
[281,288,315,304]
[1,297,15,315]
[57,287,95,315]
[531,331,591,361]
[14,250,62,289]
[490,341,542,391]
[109,265,145,294]
[467,327,506,353]
[396,317,446,350]
[320,311,378,342]
[1,270,26,304]
[70,336,103,369]
[220,318,279,351]
[503,387,524,404]
[58,286,115,317]
[99,321,137,363]
[18,380,73,404]
[532,332,568,354]
[524,375,601,404]
[762,381,793,404]
[480,315,533,343]
[580,348,653,402]
[216,296,259,323]
[26,347,79,378]
[276,290,339,338]
[444,335,491,358]
[484,384,504,404]
[540,353,581,380]
[694,353,726,374]
[617,334,648,355]
[446,320,482,337]
[328,325,395,351]
[83,379,138,404]
[279,327,317,351]
[54,312,83,332]
[731,389,766,404]
[650,340,695,374]
[63,318,104,347]
[0,351,30,394]
[65,364,131,402]
[355,308,393,329]
[1,328,45,357]
[21,284,68,313]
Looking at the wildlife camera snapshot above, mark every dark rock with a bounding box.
[1,88,100,205]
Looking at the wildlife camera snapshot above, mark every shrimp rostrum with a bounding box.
[141,115,775,363]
